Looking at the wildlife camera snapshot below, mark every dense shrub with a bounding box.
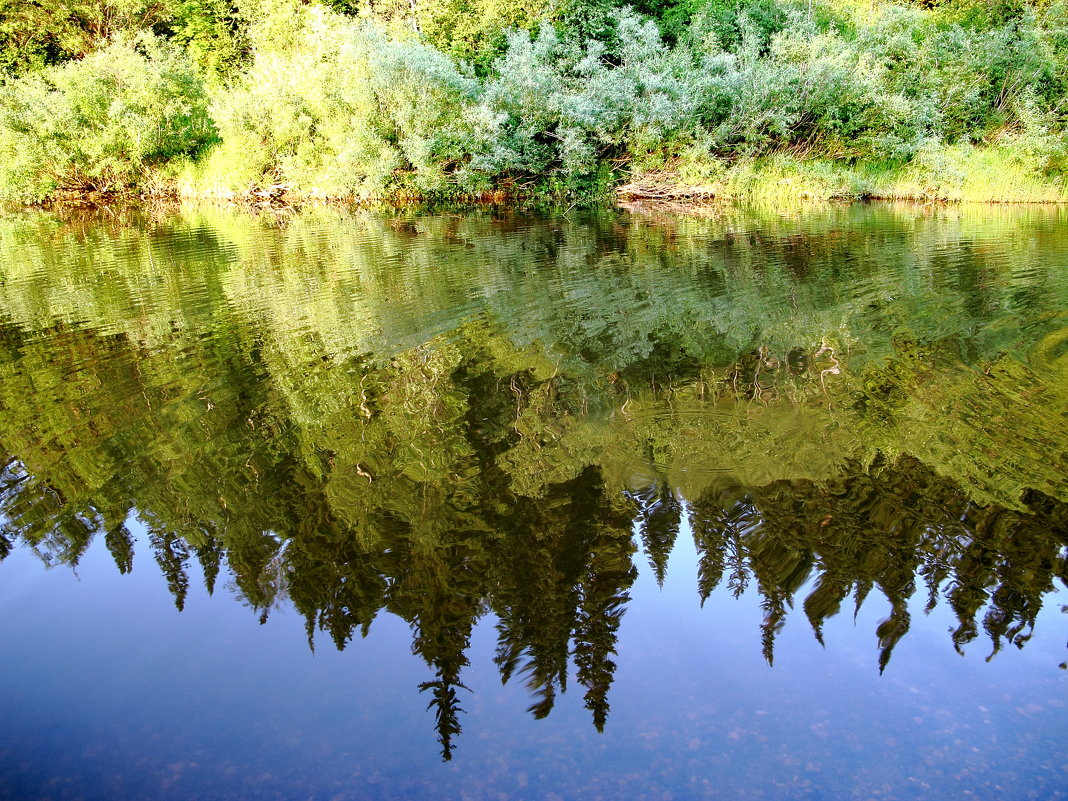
[687,11,919,158]
[876,18,1056,141]
[0,35,215,201]
[1,0,1064,201]
[471,11,698,180]
[202,1,479,197]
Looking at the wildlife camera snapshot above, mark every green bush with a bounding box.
[471,10,698,181]
[686,10,921,158]
[204,2,480,197]
[174,0,1068,199]
[855,3,1063,141]
[2,0,1065,202]
[0,34,215,201]
[158,0,251,77]
[678,1,1066,161]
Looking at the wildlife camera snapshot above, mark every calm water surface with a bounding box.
[0,203,1065,800]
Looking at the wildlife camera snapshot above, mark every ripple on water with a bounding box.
[0,203,1067,800]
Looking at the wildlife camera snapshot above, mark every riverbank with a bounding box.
[4,2,1067,211]
[617,149,1068,205]
[22,151,1068,210]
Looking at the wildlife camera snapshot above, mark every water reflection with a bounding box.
[0,203,1066,760]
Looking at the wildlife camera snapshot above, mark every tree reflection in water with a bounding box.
[0,203,1065,758]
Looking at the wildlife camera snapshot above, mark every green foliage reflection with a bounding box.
[0,204,1066,757]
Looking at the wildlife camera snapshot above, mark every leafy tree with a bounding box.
[156,0,249,76]
[0,0,167,75]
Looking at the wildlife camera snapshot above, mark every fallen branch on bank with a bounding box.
[615,172,720,201]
